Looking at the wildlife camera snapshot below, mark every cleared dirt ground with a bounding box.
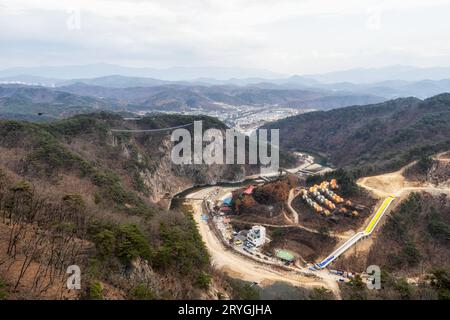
[187,187,341,296]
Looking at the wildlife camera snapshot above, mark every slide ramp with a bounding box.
[314,196,395,269]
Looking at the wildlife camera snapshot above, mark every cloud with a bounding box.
[366,6,382,30]
[1,0,450,73]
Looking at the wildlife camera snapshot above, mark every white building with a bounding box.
[247,226,266,247]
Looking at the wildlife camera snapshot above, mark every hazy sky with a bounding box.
[2,0,450,74]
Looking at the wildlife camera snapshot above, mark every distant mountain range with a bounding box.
[304,65,450,84]
[58,83,384,111]
[0,85,116,121]
[0,63,283,81]
[0,83,383,121]
[1,63,450,82]
[2,74,450,100]
[1,64,450,122]
[1,64,450,100]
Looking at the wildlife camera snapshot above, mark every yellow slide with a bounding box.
[364,196,395,235]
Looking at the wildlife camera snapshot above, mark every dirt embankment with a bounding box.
[358,168,419,198]
[187,186,341,296]
[335,153,450,273]
[426,155,450,187]
[403,154,450,188]
[266,227,337,262]
[334,192,450,275]
[358,153,450,199]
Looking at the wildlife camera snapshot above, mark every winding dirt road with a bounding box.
[184,153,450,299]
[351,155,450,258]
[186,187,341,297]
[357,159,450,199]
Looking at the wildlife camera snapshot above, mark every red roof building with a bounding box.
[244,185,255,195]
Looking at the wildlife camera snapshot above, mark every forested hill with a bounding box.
[263,93,450,176]
[0,112,240,299]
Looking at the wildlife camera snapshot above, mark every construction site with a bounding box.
[198,168,380,278]
[182,152,450,298]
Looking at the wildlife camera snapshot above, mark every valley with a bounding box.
[178,152,450,300]
[3,0,450,307]
[0,81,384,130]
[0,90,449,301]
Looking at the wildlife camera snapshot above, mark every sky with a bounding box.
[1,0,450,75]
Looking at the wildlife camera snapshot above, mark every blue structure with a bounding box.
[316,255,335,269]
[222,197,233,206]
